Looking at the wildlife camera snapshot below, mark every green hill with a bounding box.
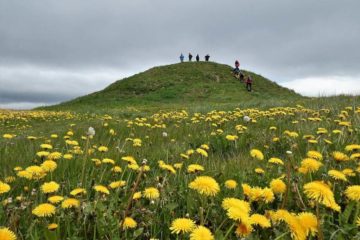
[47,62,303,111]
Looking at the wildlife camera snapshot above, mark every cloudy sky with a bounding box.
[1,1,359,109]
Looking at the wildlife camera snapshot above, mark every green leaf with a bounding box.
[341,201,355,225]
[165,202,178,211]
[133,227,144,238]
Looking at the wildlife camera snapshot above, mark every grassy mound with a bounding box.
[47,62,303,111]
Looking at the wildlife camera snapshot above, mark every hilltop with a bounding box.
[46,62,303,111]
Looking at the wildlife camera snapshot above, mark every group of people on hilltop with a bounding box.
[233,59,252,92]
[178,54,253,92]
[180,53,210,62]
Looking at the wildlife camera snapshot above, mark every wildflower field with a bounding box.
[0,103,360,240]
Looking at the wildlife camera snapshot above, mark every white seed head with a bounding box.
[87,127,95,136]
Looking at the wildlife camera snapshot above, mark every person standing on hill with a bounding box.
[196,54,200,62]
[246,75,253,92]
[233,59,244,81]
[235,60,240,68]
[180,53,184,62]
[205,54,210,61]
[188,53,193,61]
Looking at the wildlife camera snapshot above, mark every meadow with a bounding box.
[0,98,360,240]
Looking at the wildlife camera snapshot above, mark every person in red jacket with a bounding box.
[246,75,252,92]
[235,60,240,68]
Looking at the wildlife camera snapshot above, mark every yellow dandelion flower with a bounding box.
[109,181,126,189]
[332,151,349,162]
[3,134,14,139]
[187,164,204,173]
[63,154,73,160]
[94,185,110,195]
[196,148,208,157]
[122,217,137,230]
[4,177,15,183]
[32,203,56,217]
[36,151,50,158]
[159,163,176,174]
[235,222,253,237]
[261,188,275,203]
[70,188,86,196]
[299,158,323,173]
[0,181,11,195]
[226,135,238,141]
[41,160,57,173]
[328,170,347,182]
[48,195,64,204]
[48,223,58,230]
[356,217,360,227]
[47,152,62,160]
[61,198,80,209]
[250,149,264,160]
[40,143,52,150]
[344,185,360,201]
[133,191,142,200]
[221,198,250,213]
[225,180,237,189]
[180,153,190,159]
[111,166,122,173]
[270,178,286,194]
[17,170,32,180]
[254,168,265,174]
[189,176,220,197]
[121,156,137,165]
[97,146,108,152]
[350,153,360,160]
[26,166,46,179]
[132,138,142,147]
[342,168,355,177]
[41,181,60,194]
[143,187,160,200]
[268,157,284,165]
[102,158,115,165]
[297,212,318,237]
[190,226,214,240]
[345,144,360,152]
[307,150,323,161]
[303,181,340,211]
[242,183,252,197]
[250,214,271,228]
[174,163,183,169]
[0,227,17,240]
[169,218,196,234]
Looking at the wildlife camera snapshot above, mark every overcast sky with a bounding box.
[1,1,359,109]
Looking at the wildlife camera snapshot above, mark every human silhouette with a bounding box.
[188,53,193,61]
[180,53,184,62]
[205,54,210,61]
[246,75,253,92]
[196,54,200,62]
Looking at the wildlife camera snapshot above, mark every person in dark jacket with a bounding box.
[180,53,184,62]
[196,54,200,62]
[205,54,210,61]
[246,75,253,92]
[188,53,193,61]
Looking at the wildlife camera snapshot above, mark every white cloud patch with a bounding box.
[281,76,360,97]
[0,65,136,108]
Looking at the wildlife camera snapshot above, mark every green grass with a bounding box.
[42,62,303,112]
[1,62,360,239]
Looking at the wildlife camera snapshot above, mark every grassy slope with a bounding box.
[46,62,303,111]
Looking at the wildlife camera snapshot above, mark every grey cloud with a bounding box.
[0,0,359,108]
